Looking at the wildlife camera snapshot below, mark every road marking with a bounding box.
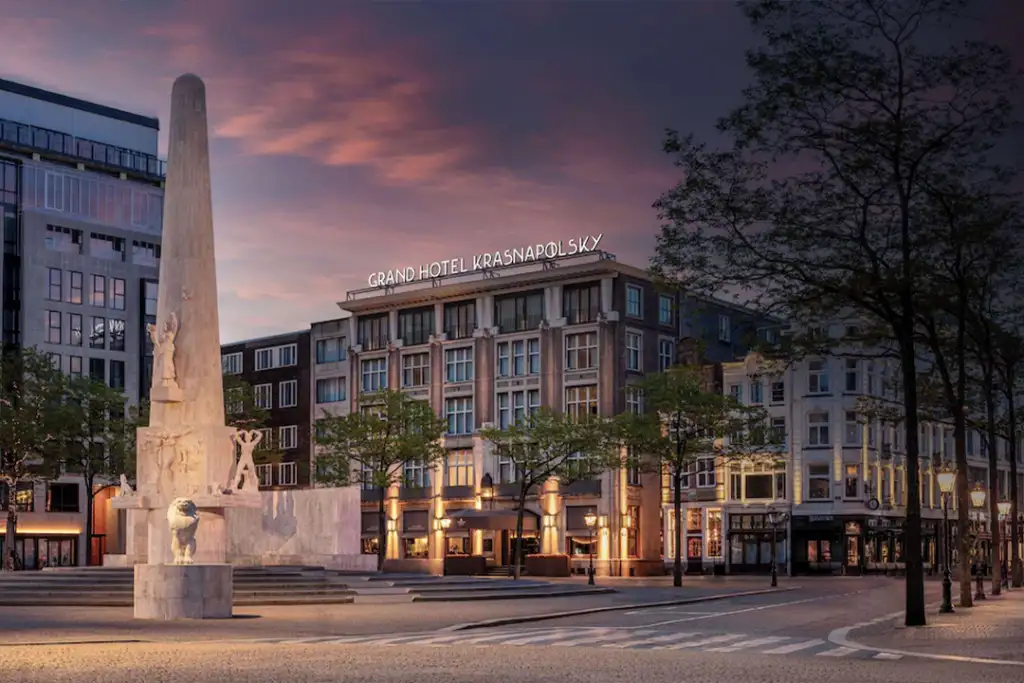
[762,639,826,654]
[873,652,904,660]
[549,631,636,647]
[499,629,585,646]
[603,631,703,648]
[705,636,789,652]
[658,633,745,649]
[641,593,860,628]
[818,647,856,657]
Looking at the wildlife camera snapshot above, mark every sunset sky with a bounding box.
[3,0,1019,342]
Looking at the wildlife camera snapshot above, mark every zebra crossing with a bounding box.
[259,627,902,660]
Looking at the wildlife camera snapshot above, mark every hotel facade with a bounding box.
[315,249,764,576]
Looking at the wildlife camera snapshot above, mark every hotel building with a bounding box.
[0,77,165,567]
[221,329,313,489]
[325,249,765,576]
[677,334,1024,576]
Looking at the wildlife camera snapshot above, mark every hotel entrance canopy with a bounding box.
[446,509,539,532]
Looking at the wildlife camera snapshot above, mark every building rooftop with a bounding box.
[0,78,159,129]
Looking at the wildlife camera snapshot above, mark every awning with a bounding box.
[446,508,539,532]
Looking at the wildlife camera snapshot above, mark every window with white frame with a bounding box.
[807,464,831,499]
[221,352,243,375]
[256,464,273,487]
[498,454,521,484]
[717,314,731,342]
[403,461,428,488]
[402,352,430,387]
[565,332,597,370]
[808,359,829,394]
[658,294,674,326]
[279,425,298,450]
[315,377,345,403]
[844,359,859,392]
[771,417,787,443]
[626,331,642,371]
[278,380,298,408]
[444,347,473,383]
[658,338,674,371]
[253,383,273,410]
[770,380,785,403]
[728,383,742,403]
[625,385,644,415]
[844,411,861,445]
[446,450,474,487]
[496,389,540,429]
[361,358,387,392]
[626,284,643,318]
[256,428,273,450]
[497,339,539,378]
[255,344,297,370]
[277,461,297,486]
[750,380,763,404]
[359,461,375,490]
[445,397,474,435]
[807,411,830,446]
[696,456,716,488]
[565,385,598,419]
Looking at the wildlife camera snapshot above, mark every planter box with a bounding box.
[525,554,571,577]
[444,555,487,576]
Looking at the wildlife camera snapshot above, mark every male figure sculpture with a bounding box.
[167,498,200,564]
[230,429,263,492]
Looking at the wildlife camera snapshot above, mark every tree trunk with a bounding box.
[673,469,683,588]
[1009,398,1021,588]
[898,326,926,626]
[4,481,18,571]
[986,395,1001,595]
[85,484,95,567]
[376,495,387,572]
[512,483,527,581]
[955,409,973,608]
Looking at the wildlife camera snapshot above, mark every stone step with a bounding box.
[412,587,615,601]
[351,593,416,604]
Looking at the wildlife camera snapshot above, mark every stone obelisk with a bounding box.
[113,74,261,620]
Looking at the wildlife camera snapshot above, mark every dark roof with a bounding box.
[0,77,159,130]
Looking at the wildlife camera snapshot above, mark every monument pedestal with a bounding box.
[134,563,233,620]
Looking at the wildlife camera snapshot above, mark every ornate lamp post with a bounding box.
[480,473,494,510]
[766,509,789,588]
[970,483,987,601]
[584,510,598,586]
[439,517,452,577]
[999,501,1012,589]
[936,465,956,613]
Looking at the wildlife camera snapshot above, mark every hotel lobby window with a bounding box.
[357,313,389,351]
[403,537,429,559]
[445,347,473,383]
[361,358,387,392]
[565,331,597,370]
[445,450,474,487]
[445,397,473,435]
[563,282,600,325]
[807,464,831,500]
[444,300,476,340]
[494,291,544,333]
[497,339,540,377]
[398,306,434,346]
[402,352,430,387]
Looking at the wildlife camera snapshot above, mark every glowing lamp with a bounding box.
[936,466,956,495]
[998,501,1011,517]
[583,511,598,529]
[970,484,986,509]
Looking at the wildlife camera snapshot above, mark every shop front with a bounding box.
[791,515,843,575]
[727,512,787,574]
[0,532,80,570]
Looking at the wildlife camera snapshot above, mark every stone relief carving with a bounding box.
[149,312,183,401]
[230,429,263,492]
[167,498,199,565]
[119,474,134,497]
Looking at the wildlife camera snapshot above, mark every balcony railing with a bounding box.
[0,117,166,179]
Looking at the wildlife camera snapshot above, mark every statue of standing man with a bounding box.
[149,311,184,402]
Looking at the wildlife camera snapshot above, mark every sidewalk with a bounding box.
[847,588,1024,662]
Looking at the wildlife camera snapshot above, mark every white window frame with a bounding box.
[278,379,298,408]
[256,464,273,487]
[445,396,474,435]
[255,343,298,370]
[445,346,473,383]
[770,380,785,404]
[844,411,861,445]
[807,411,830,446]
[495,388,540,428]
[565,331,597,371]
[315,377,346,404]
[625,385,644,415]
[658,338,674,371]
[808,359,830,394]
[565,384,598,419]
[718,314,731,343]
[403,461,429,488]
[279,425,298,450]
[361,357,387,392]
[626,284,643,318]
[750,380,763,404]
[807,463,831,500]
[253,383,273,410]
[255,348,274,371]
[277,461,297,486]
[696,456,716,488]
[221,352,243,375]
[445,450,474,487]
[658,294,673,325]
[626,331,642,372]
[402,352,430,387]
[256,428,273,451]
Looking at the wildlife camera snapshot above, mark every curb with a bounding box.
[827,603,1024,667]
[413,588,617,602]
[439,586,797,631]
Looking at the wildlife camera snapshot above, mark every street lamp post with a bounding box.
[766,509,789,588]
[584,510,598,586]
[439,517,452,577]
[937,465,956,613]
[999,501,1011,590]
[970,484,987,602]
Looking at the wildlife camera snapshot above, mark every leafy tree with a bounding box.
[57,378,134,566]
[0,348,70,570]
[480,408,619,580]
[650,0,1018,625]
[616,365,779,587]
[314,390,447,571]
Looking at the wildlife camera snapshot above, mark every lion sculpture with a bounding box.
[167,498,200,565]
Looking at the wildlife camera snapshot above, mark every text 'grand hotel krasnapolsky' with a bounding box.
[366,234,605,287]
